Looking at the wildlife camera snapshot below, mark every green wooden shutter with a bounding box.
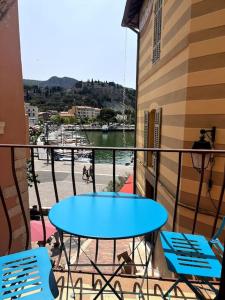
[153,107,162,173]
[144,111,149,165]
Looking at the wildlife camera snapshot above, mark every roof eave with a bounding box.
[121,0,143,30]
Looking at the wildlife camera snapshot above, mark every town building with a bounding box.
[38,110,58,122]
[122,0,225,235]
[59,106,100,121]
[116,113,127,122]
[59,111,75,120]
[25,103,38,126]
[68,105,101,119]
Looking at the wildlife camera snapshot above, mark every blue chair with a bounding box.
[0,247,58,299]
[209,217,225,258]
[160,218,225,300]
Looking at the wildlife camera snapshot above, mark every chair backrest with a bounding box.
[212,217,225,241]
[210,216,225,257]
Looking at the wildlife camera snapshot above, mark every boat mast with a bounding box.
[122,28,128,147]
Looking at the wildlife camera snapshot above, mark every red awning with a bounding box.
[120,175,133,193]
[30,220,57,242]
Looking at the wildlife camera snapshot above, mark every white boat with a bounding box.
[102,125,109,132]
[77,157,91,163]
[54,148,92,162]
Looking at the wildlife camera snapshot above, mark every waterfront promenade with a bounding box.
[29,159,133,207]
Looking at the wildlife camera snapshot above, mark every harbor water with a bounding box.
[81,130,135,164]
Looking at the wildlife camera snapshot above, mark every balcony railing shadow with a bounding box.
[0,144,225,299]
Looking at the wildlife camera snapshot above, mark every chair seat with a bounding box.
[0,247,58,299]
[160,231,222,278]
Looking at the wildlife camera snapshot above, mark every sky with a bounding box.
[18,0,137,88]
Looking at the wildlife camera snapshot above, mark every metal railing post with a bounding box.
[31,147,47,245]
[172,152,182,232]
[0,186,12,254]
[92,149,96,193]
[50,147,59,202]
[218,239,225,299]
[71,148,76,196]
[192,153,205,234]
[153,151,160,201]
[133,150,137,194]
[211,165,225,238]
[113,149,116,192]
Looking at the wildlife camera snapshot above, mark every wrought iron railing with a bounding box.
[0,144,225,296]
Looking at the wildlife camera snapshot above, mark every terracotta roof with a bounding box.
[121,0,143,29]
[59,112,74,117]
[76,106,101,110]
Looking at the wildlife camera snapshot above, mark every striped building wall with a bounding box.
[180,0,225,235]
[136,0,225,236]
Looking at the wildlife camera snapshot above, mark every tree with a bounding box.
[22,79,136,114]
[109,82,115,87]
[44,87,49,98]
[98,108,116,124]
[68,116,76,124]
[50,115,61,125]
[61,116,76,124]
[29,126,43,145]
[25,89,31,101]
[75,81,82,88]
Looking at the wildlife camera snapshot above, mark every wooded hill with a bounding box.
[24,76,136,112]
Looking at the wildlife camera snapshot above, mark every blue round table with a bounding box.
[49,192,168,239]
[49,192,168,299]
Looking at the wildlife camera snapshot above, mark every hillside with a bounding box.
[23,77,136,112]
[24,76,78,89]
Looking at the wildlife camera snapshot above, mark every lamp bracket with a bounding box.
[200,127,216,144]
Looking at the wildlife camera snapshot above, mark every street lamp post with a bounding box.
[45,122,50,165]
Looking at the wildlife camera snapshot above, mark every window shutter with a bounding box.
[144,111,149,164]
[152,107,162,173]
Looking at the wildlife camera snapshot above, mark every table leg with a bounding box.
[58,231,76,299]
[67,236,145,299]
[91,237,146,300]
[91,259,125,300]
[139,231,159,299]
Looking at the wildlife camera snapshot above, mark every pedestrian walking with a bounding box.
[82,165,87,180]
[86,169,90,183]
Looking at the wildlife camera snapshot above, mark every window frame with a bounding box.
[152,0,163,64]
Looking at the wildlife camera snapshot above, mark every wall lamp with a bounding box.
[191,127,216,173]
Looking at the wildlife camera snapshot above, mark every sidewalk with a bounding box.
[29,159,133,207]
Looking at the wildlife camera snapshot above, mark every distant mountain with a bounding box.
[23,77,136,113]
[24,76,78,89]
